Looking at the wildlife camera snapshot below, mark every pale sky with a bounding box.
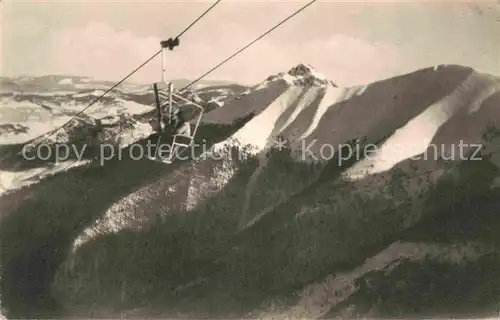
[2,0,499,86]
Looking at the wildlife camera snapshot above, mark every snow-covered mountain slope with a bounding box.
[197,64,500,221]
[346,70,500,178]
[207,64,499,163]
[0,75,246,144]
[0,85,185,145]
[0,77,245,194]
[0,91,149,145]
[67,63,500,260]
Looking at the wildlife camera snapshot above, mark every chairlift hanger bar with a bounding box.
[22,0,222,150]
[105,0,320,165]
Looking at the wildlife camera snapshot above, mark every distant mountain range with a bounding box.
[0,74,241,93]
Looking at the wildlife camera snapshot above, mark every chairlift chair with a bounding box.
[147,40,204,163]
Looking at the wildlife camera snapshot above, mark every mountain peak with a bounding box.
[266,63,331,87]
[287,63,318,77]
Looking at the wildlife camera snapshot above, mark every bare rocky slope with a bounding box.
[1,64,499,319]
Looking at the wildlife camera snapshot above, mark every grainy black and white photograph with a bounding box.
[1,0,500,318]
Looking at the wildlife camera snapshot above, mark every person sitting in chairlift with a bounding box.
[160,108,191,163]
[171,108,191,137]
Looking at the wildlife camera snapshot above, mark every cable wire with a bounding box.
[4,0,499,234]
[180,0,317,91]
[107,0,318,149]
[34,51,162,147]
[28,0,222,148]
[176,0,222,39]
[23,0,500,199]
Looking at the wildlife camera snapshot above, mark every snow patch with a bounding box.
[276,86,324,134]
[73,84,111,90]
[299,85,347,140]
[58,78,74,85]
[112,121,153,148]
[72,90,106,98]
[207,97,225,107]
[118,100,153,115]
[220,85,304,152]
[0,160,90,196]
[0,99,75,144]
